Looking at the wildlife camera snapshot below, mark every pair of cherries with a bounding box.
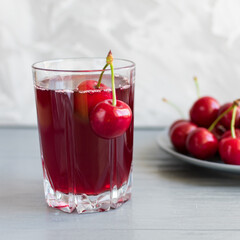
[170,95,240,165]
[74,51,132,139]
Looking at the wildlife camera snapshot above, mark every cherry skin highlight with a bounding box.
[190,96,220,128]
[74,80,111,122]
[219,137,240,165]
[90,99,132,139]
[170,121,197,153]
[186,128,218,159]
[218,103,240,129]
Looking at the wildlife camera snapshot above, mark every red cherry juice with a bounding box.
[35,75,134,195]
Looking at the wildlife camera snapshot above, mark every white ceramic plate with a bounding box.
[157,129,240,174]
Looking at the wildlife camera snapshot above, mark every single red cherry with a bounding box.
[90,50,132,139]
[90,99,132,139]
[74,80,111,122]
[186,128,218,159]
[218,103,240,129]
[170,122,197,153]
[220,129,240,140]
[190,96,220,128]
[219,137,240,165]
[169,119,190,136]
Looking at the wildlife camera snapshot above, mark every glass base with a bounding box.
[43,169,132,214]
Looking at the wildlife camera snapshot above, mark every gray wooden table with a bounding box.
[1,127,240,240]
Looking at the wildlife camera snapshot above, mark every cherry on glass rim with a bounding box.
[89,50,133,139]
[90,99,132,139]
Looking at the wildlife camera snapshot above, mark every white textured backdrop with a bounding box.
[1,0,240,127]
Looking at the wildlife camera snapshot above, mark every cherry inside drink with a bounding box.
[35,74,134,197]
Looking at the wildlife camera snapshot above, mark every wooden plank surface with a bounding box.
[1,128,240,239]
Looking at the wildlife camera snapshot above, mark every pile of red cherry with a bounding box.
[169,96,240,165]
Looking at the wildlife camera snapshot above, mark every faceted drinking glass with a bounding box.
[32,58,135,213]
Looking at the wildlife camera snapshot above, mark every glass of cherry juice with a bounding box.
[32,58,135,214]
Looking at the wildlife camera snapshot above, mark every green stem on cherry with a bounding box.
[96,63,109,89]
[106,51,116,107]
[96,50,117,107]
[162,98,185,118]
[208,99,240,132]
[110,62,116,106]
[231,105,237,139]
[208,105,234,132]
[230,100,240,138]
[193,76,200,99]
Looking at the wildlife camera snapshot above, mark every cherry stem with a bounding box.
[110,62,116,106]
[208,105,234,132]
[193,76,200,99]
[208,99,240,132]
[96,63,109,89]
[96,50,117,107]
[231,105,237,139]
[106,51,116,106]
[162,98,184,118]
